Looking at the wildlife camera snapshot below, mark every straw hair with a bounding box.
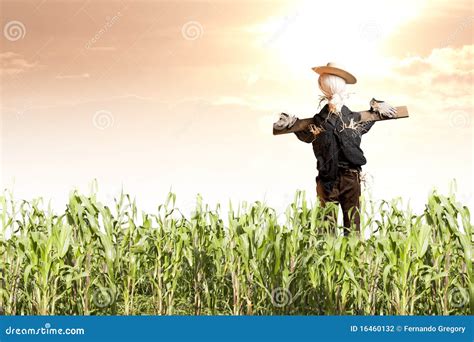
[318,74,347,113]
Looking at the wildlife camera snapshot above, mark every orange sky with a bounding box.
[1,0,473,214]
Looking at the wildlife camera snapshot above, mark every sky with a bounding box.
[0,0,473,215]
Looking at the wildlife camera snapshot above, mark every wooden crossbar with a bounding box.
[273,106,409,135]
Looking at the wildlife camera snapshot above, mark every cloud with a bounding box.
[394,57,433,75]
[376,45,474,108]
[395,45,473,76]
[0,52,37,75]
[56,73,91,80]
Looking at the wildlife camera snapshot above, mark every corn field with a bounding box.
[0,187,472,315]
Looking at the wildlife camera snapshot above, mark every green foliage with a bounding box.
[0,188,472,315]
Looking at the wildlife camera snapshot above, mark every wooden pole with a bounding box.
[273,106,409,135]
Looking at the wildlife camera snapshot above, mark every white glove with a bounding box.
[370,98,397,118]
[274,113,297,130]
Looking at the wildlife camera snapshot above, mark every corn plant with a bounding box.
[0,186,471,315]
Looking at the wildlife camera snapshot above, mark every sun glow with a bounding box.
[258,0,427,75]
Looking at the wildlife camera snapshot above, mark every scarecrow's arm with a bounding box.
[295,125,320,143]
[351,111,374,135]
[356,120,375,135]
[294,129,314,143]
[273,106,408,135]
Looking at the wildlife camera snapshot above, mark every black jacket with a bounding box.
[295,104,374,192]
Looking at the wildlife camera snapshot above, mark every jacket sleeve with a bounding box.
[294,129,315,143]
[358,121,375,135]
[294,115,321,143]
[352,111,375,135]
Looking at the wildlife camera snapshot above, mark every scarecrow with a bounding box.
[273,62,408,235]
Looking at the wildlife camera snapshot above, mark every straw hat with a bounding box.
[312,62,357,84]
